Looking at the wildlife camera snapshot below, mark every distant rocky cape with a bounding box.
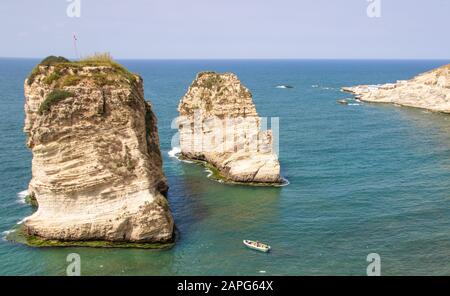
[177,72,282,185]
[343,64,450,112]
[22,56,174,246]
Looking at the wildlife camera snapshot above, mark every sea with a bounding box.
[0,59,449,275]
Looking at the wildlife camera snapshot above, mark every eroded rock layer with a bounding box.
[343,64,450,112]
[177,72,281,184]
[23,58,174,243]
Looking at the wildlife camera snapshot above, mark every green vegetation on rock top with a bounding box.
[38,90,74,114]
[27,53,138,86]
[40,56,70,66]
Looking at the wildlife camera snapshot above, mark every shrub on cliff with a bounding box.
[43,71,62,85]
[38,90,75,114]
[27,67,41,86]
[61,75,82,87]
[40,56,70,66]
[80,52,114,63]
[78,52,137,84]
[27,56,70,86]
[27,53,138,87]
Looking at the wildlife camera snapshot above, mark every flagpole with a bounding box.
[73,33,79,60]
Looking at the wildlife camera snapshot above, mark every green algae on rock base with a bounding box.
[178,154,288,187]
[11,193,175,250]
[24,194,38,208]
[6,225,175,250]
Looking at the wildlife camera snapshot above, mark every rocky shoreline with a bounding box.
[342,64,450,113]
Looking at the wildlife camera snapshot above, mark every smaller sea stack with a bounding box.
[177,72,282,185]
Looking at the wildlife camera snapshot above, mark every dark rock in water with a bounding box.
[337,99,349,105]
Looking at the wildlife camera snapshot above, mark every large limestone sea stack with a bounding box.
[177,72,282,185]
[343,64,450,112]
[22,56,174,246]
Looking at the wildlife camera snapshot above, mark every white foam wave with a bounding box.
[17,190,28,204]
[16,217,29,225]
[2,230,13,235]
[275,85,293,89]
[278,178,290,187]
[205,168,213,178]
[2,229,15,241]
[168,147,196,164]
[168,147,181,158]
[312,85,335,90]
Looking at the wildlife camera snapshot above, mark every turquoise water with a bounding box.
[1,59,449,275]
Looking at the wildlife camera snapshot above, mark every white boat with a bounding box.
[275,85,294,89]
[243,240,271,253]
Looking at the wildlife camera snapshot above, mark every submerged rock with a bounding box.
[342,64,450,112]
[337,99,349,105]
[22,56,174,244]
[177,72,282,185]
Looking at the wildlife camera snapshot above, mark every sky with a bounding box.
[0,0,449,59]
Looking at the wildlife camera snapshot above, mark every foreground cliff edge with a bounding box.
[342,64,450,112]
[16,55,174,248]
[177,72,283,186]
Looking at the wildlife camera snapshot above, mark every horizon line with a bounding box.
[0,57,450,62]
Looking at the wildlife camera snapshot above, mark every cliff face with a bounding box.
[177,72,281,184]
[343,64,450,112]
[23,58,174,243]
